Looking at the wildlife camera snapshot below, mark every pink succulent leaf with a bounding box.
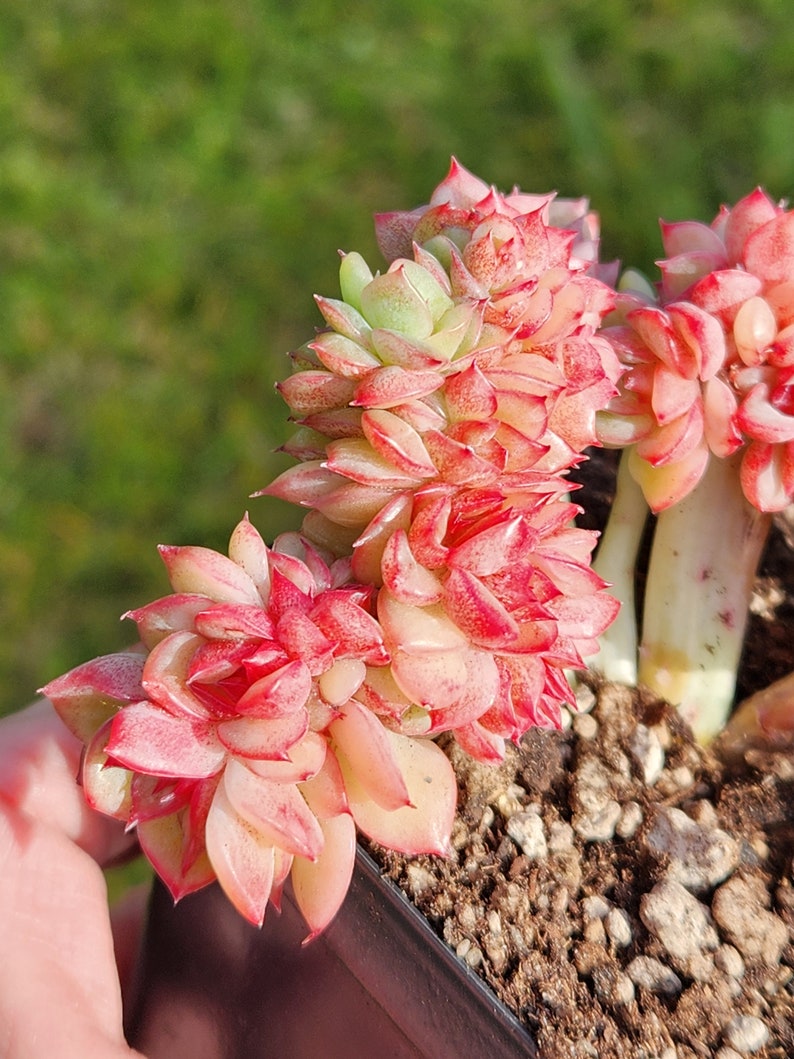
[268,848,295,913]
[452,719,507,764]
[227,516,272,600]
[441,567,520,648]
[380,529,443,605]
[128,773,195,828]
[192,603,276,642]
[106,701,225,778]
[355,665,415,722]
[138,811,216,904]
[275,609,337,674]
[352,365,445,409]
[723,187,781,263]
[313,294,372,345]
[628,306,693,378]
[125,594,215,650]
[369,327,447,370]
[142,631,214,719]
[309,332,381,378]
[300,748,350,819]
[651,366,702,425]
[158,544,263,606]
[291,811,357,943]
[328,698,412,812]
[244,730,327,784]
[740,441,793,511]
[733,297,779,367]
[444,362,498,420]
[736,383,794,443]
[186,639,255,686]
[666,302,728,380]
[446,513,533,576]
[259,461,346,507]
[660,219,727,261]
[318,658,367,707]
[277,370,358,416]
[81,718,133,819]
[204,779,276,926]
[743,211,794,285]
[313,481,400,529]
[299,407,364,440]
[423,429,503,485]
[216,710,309,761]
[544,592,621,640]
[234,660,314,718]
[767,283,794,330]
[349,491,414,585]
[689,269,764,326]
[337,730,456,856]
[309,591,389,665]
[628,440,710,512]
[389,640,501,731]
[221,758,324,861]
[360,409,438,478]
[406,493,452,569]
[635,401,705,467]
[378,590,468,654]
[703,375,743,457]
[41,651,146,744]
[769,322,794,366]
[324,437,423,489]
[423,652,504,733]
[266,567,313,619]
[657,251,727,301]
[267,548,321,598]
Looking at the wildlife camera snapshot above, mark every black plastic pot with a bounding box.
[127,847,537,1058]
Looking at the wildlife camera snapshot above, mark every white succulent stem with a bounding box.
[638,451,771,743]
[591,452,649,684]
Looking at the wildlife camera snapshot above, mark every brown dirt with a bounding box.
[367,453,794,1059]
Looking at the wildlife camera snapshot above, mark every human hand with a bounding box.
[0,699,148,1058]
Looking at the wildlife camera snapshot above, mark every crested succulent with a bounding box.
[42,161,623,934]
[265,159,620,762]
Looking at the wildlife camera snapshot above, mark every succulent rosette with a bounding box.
[598,187,794,512]
[42,517,456,935]
[264,160,621,762]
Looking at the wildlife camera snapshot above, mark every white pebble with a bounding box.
[723,1014,769,1053]
[616,800,644,839]
[506,812,548,860]
[628,723,665,785]
[626,955,682,995]
[640,879,718,981]
[605,907,633,948]
[573,712,599,740]
[582,895,610,920]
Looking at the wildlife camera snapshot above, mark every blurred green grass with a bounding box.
[3,0,794,717]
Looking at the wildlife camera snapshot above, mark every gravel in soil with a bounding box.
[368,681,794,1058]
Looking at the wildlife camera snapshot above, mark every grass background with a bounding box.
[3,0,794,719]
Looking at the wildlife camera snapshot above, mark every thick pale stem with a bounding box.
[591,453,649,684]
[638,452,771,743]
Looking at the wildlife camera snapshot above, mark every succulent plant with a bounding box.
[594,188,794,741]
[42,162,622,934]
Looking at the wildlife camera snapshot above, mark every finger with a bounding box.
[0,699,136,865]
[0,798,145,1058]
